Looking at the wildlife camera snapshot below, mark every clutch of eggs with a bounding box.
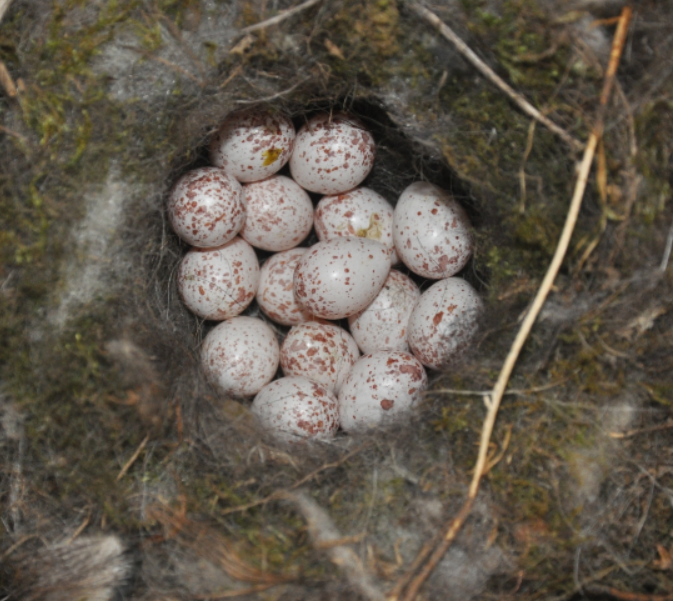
[169,108,481,443]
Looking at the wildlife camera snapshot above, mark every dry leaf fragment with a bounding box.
[618,306,668,340]
[231,35,255,55]
[654,544,673,571]
[325,39,345,59]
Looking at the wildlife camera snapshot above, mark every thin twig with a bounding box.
[660,222,673,272]
[0,0,17,99]
[0,534,37,560]
[117,434,150,481]
[0,61,17,97]
[609,420,673,440]
[240,0,323,35]
[234,78,308,104]
[155,12,206,76]
[406,2,583,152]
[218,443,367,515]
[394,8,633,601]
[65,509,91,545]
[192,583,279,599]
[427,379,566,397]
[518,119,538,212]
[0,0,12,23]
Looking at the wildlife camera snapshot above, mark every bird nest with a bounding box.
[1,1,672,600]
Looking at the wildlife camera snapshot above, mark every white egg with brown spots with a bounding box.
[210,109,295,183]
[252,376,340,442]
[293,237,392,320]
[201,317,279,398]
[338,351,428,432]
[240,175,314,252]
[257,248,316,326]
[167,167,245,248]
[393,181,473,279]
[407,277,483,370]
[315,187,399,264]
[348,270,420,354]
[280,322,360,393]
[290,112,376,195]
[177,237,260,320]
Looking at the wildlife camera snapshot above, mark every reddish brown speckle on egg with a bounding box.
[280,322,360,393]
[338,351,428,432]
[168,167,245,248]
[177,237,260,320]
[240,175,313,251]
[393,181,473,279]
[252,377,339,443]
[210,110,295,183]
[407,277,483,370]
[289,112,376,195]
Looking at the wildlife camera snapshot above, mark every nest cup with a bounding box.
[162,94,487,426]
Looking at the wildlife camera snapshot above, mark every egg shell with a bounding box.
[393,181,473,279]
[252,376,339,443]
[348,270,421,354]
[289,112,376,195]
[210,110,295,183]
[167,167,245,248]
[315,187,399,264]
[201,317,279,397]
[293,237,392,320]
[240,175,314,252]
[280,322,360,393]
[177,237,260,320]
[338,351,428,432]
[407,277,483,370]
[257,248,316,326]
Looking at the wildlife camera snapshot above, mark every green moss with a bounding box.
[634,100,673,224]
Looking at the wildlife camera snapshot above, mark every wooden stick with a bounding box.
[427,379,565,397]
[0,0,13,24]
[609,420,673,439]
[64,510,91,545]
[116,434,149,481]
[0,61,17,97]
[406,2,583,152]
[240,0,323,35]
[394,7,633,601]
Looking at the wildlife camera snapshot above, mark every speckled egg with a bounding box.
[210,110,295,183]
[348,270,421,354]
[177,237,260,320]
[257,248,316,326]
[338,351,428,432]
[407,277,483,370]
[201,317,279,397]
[240,175,314,252]
[280,322,360,393]
[393,181,473,279]
[252,376,340,443]
[289,113,376,195]
[167,167,245,248]
[315,187,399,264]
[293,237,392,320]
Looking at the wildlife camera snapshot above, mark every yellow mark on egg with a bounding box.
[356,213,383,240]
[262,147,282,166]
